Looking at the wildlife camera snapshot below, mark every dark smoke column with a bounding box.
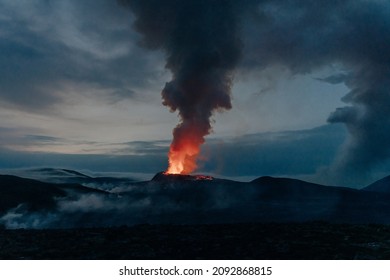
[126,0,241,174]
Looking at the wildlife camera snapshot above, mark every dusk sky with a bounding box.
[1,0,390,187]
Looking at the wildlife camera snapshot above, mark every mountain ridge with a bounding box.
[363,175,390,193]
[1,170,390,228]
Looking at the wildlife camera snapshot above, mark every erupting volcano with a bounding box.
[163,78,234,175]
[128,1,241,175]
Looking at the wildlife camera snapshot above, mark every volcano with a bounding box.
[152,171,213,182]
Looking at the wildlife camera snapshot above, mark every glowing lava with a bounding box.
[166,147,197,174]
[154,171,213,182]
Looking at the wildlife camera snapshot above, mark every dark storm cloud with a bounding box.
[0,34,63,109]
[0,0,162,112]
[316,74,349,85]
[242,0,390,71]
[239,0,390,185]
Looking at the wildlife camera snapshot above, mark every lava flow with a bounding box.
[153,171,213,182]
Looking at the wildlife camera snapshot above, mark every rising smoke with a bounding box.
[124,0,242,174]
[123,0,390,185]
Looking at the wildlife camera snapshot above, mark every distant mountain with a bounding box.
[249,176,390,224]
[124,172,390,225]
[32,168,92,179]
[363,175,390,193]
[0,174,108,215]
[2,171,390,228]
[3,168,137,191]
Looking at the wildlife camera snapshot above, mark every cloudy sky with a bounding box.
[1,0,389,187]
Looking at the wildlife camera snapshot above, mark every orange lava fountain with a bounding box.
[165,120,209,175]
[166,140,200,174]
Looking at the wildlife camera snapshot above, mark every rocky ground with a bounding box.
[1,222,390,259]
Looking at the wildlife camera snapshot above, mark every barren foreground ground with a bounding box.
[1,222,390,259]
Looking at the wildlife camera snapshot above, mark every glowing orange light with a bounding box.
[164,116,210,175]
[166,137,200,174]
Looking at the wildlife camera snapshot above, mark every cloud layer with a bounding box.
[240,0,390,185]
[1,0,390,185]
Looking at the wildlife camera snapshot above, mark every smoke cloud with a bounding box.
[124,0,242,174]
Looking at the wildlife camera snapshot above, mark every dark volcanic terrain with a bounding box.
[1,222,390,259]
[1,169,390,259]
[1,170,390,227]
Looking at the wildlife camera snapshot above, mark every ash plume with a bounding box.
[123,0,242,174]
